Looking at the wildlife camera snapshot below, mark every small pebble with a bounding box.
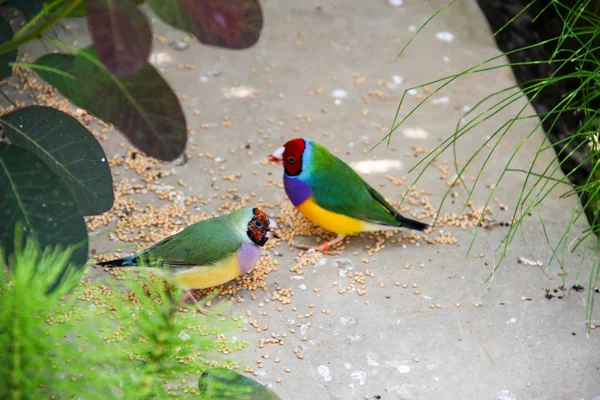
[170,40,189,50]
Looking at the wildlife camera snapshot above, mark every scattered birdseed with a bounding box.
[10,45,529,393]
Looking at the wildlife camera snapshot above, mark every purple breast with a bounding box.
[283,175,313,206]
[237,242,261,275]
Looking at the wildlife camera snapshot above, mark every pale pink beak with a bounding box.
[268,146,285,164]
[266,217,280,239]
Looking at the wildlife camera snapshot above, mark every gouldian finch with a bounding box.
[198,368,281,399]
[268,138,429,253]
[97,207,279,309]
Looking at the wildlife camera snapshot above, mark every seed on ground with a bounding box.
[526,382,532,387]
[455,303,461,308]
[520,296,527,301]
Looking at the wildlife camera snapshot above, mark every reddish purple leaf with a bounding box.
[74,47,187,161]
[148,0,263,49]
[86,0,152,77]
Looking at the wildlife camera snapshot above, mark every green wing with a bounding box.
[138,215,243,268]
[307,145,401,227]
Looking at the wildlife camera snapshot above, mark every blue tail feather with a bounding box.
[96,254,136,268]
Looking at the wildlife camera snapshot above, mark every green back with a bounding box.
[140,208,251,268]
[305,141,400,227]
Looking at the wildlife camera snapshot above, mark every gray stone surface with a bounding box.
[17,0,600,399]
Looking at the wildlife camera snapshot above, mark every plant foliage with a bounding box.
[0,236,266,399]
[0,0,264,271]
[384,0,600,322]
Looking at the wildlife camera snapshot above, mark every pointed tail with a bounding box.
[96,255,136,268]
[395,213,430,232]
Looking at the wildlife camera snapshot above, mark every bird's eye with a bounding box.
[287,156,296,163]
[254,220,263,228]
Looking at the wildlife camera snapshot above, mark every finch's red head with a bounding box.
[268,138,306,176]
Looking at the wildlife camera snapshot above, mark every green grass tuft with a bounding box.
[0,232,251,399]
[382,0,600,328]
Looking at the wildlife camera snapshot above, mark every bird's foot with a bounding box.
[182,288,221,315]
[294,234,345,255]
[294,241,340,256]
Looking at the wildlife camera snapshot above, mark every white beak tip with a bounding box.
[268,146,285,163]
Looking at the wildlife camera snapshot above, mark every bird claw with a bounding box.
[182,288,222,315]
[293,243,340,256]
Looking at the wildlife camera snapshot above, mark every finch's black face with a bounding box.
[247,208,280,246]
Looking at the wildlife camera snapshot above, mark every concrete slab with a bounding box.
[11,0,600,399]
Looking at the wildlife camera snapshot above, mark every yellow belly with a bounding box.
[173,253,240,290]
[296,197,368,235]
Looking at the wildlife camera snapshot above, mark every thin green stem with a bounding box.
[0,0,83,56]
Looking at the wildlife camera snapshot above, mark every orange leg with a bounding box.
[294,234,345,255]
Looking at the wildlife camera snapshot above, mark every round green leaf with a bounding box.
[148,0,263,50]
[64,3,88,18]
[73,47,187,161]
[0,143,88,269]
[198,368,281,399]
[0,15,17,79]
[86,0,152,77]
[1,106,114,216]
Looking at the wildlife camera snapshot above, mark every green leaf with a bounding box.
[30,53,85,107]
[31,49,187,161]
[0,15,17,79]
[64,3,87,18]
[0,143,88,270]
[148,0,263,50]
[73,47,187,161]
[86,0,152,77]
[0,105,114,216]
[198,368,281,399]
